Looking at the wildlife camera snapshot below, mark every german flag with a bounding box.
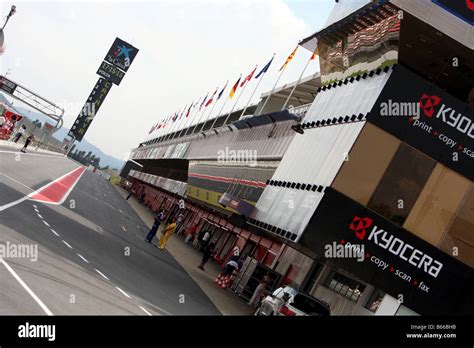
[229,76,241,99]
[279,46,298,71]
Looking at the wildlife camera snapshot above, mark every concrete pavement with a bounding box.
[114,185,255,316]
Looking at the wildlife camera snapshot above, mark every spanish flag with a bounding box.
[279,46,298,71]
[310,47,319,61]
[229,76,241,99]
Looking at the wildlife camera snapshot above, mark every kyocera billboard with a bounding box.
[367,64,474,181]
[300,187,473,315]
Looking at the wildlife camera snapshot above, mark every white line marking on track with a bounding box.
[139,305,152,316]
[121,226,126,232]
[115,286,131,299]
[0,259,53,315]
[94,269,109,280]
[62,240,73,249]
[32,204,38,209]
[43,220,50,227]
[0,172,37,192]
[0,150,64,158]
[37,214,43,219]
[50,229,59,237]
[77,254,89,263]
[0,166,84,212]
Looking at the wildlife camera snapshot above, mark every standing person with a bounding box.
[125,190,133,200]
[159,217,177,250]
[13,125,26,143]
[145,209,164,243]
[193,228,206,249]
[21,134,35,153]
[248,274,271,307]
[175,212,185,234]
[199,230,211,251]
[198,241,216,271]
[184,223,198,244]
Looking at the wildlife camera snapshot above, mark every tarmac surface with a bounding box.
[0,144,221,315]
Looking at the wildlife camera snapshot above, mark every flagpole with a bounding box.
[259,45,299,115]
[259,66,286,116]
[161,113,176,142]
[189,95,208,135]
[281,55,312,111]
[171,105,188,141]
[241,54,274,118]
[222,71,253,125]
[192,89,217,134]
[197,93,220,133]
[164,108,183,142]
[179,97,203,138]
[222,87,244,125]
[208,94,230,131]
[156,116,168,143]
[162,112,178,142]
[176,103,195,138]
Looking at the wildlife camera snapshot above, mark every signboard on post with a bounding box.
[103,37,139,73]
[68,78,112,141]
[96,61,126,86]
[68,37,138,142]
[0,76,17,94]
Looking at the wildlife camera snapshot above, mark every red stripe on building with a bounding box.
[188,173,267,188]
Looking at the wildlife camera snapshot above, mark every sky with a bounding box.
[0,0,335,160]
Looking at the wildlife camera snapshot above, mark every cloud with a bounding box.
[1,0,319,158]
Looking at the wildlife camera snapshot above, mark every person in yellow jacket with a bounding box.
[159,217,177,250]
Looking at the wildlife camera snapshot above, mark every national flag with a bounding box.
[148,124,155,134]
[310,47,319,61]
[217,81,228,100]
[205,88,218,107]
[229,76,241,99]
[255,56,274,79]
[240,66,257,87]
[186,103,192,118]
[279,46,298,71]
[172,111,178,122]
[199,94,208,111]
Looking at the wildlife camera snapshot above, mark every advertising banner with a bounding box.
[299,187,473,315]
[432,0,474,25]
[367,64,474,181]
[103,37,139,73]
[0,76,17,94]
[68,78,112,141]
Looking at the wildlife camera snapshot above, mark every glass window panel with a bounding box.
[368,143,436,226]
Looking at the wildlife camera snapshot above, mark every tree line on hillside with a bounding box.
[67,144,109,169]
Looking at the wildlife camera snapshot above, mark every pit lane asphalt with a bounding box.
[0,147,220,315]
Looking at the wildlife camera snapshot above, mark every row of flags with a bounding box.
[148,44,318,136]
